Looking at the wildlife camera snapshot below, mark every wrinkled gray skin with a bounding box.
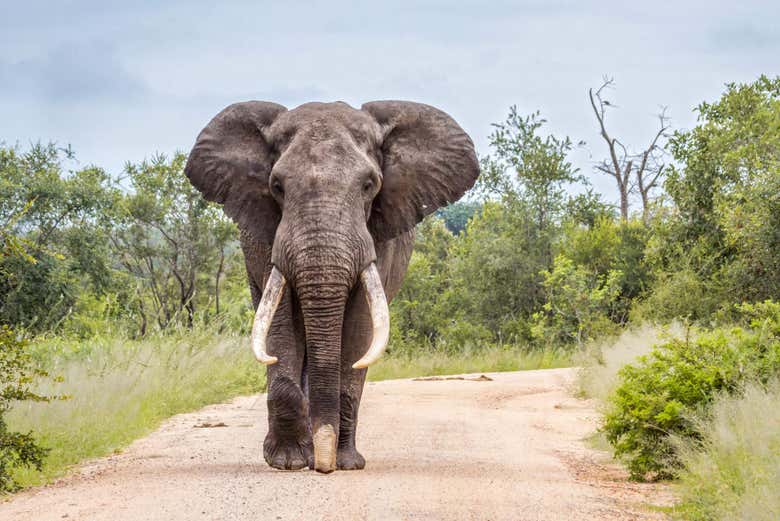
[185,101,479,473]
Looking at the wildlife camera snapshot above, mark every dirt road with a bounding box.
[0,368,671,520]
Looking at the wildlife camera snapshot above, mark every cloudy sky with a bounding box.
[1,1,778,198]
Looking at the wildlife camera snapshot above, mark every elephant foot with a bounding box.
[336,447,365,470]
[264,376,312,470]
[263,433,313,470]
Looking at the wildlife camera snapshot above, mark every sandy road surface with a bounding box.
[0,368,672,520]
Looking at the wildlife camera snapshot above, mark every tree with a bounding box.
[111,153,238,332]
[661,75,780,305]
[434,201,481,235]
[589,78,669,222]
[531,255,622,347]
[481,107,584,232]
[212,219,236,316]
[443,202,545,342]
[435,108,589,345]
[390,216,454,349]
[479,107,585,272]
[558,217,651,323]
[0,144,116,331]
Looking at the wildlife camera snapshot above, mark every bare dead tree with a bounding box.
[590,79,631,220]
[635,109,670,223]
[588,78,670,222]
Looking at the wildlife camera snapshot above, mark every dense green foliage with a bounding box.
[391,109,623,352]
[0,148,249,338]
[643,75,780,320]
[0,144,115,331]
[603,302,780,480]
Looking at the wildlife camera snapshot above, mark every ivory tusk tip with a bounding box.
[250,266,285,368]
[353,262,390,370]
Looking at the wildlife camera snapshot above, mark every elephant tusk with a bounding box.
[352,262,390,369]
[251,266,286,365]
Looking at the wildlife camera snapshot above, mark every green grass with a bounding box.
[369,345,571,381]
[6,333,570,490]
[673,381,780,521]
[8,329,265,488]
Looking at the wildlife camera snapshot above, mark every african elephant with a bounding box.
[185,100,479,473]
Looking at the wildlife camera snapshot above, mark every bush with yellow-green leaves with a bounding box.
[0,326,57,492]
[602,301,780,481]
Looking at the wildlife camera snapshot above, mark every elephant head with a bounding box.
[185,100,478,471]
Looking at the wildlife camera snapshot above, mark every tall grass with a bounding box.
[8,329,264,488]
[674,381,780,521]
[576,323,683,402]
[8,331,570,489]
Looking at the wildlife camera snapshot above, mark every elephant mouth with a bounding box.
[250,262,390,369]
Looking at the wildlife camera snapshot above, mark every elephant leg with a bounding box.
[257,278,312,470]
[336,287,371,470]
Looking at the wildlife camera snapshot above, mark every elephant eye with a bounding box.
[362,179,374,193]
[271,179,284,197]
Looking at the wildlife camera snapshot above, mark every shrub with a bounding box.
[531,255,622,348]
[602,301,780,480]
[630,267,724,323]
[0,327,55,492]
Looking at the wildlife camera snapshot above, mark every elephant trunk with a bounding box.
[294,256,352,474]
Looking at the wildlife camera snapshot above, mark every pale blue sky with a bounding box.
[1,1,778,200]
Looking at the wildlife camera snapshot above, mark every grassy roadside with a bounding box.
[577,315,780,520]
[7,332,570,490]
[674,382,780,520]
[370,346,570,380]
[8,330,264,488]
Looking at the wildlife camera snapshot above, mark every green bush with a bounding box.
[630,266,725,323]
[531,255,622,348]
[602,301,780,480]
[0,326,55,492]
[558,217,651,322]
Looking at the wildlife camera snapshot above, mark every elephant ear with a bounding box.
[185,101,287,243]
[361,100,479,240]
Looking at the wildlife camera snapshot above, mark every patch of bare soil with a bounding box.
[412,374,493,381]
[0,368,673,520]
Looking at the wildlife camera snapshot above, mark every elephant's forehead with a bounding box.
[270,102,380,149]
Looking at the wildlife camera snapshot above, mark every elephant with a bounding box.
[185,100,479,473]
